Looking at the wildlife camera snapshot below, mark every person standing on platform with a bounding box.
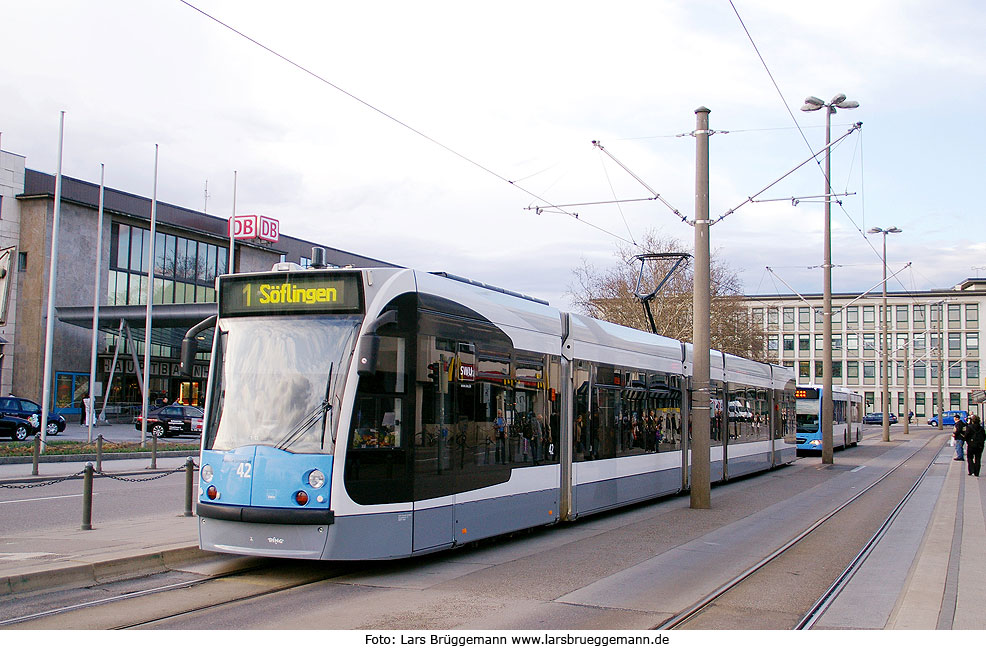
[953,414,967,462]
[965,415,985,477]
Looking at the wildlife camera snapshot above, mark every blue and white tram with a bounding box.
[193,264,797,560]
[794,385,863,454]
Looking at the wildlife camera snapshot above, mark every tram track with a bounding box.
[0,560,353,629]
[657,430,946,630]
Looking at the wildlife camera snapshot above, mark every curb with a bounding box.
[0,545,220,597]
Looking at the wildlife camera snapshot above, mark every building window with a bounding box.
[951,392,962,410]
[814,306,824,325]
[967,333,979,353]
[783,334,794,352]
[847,361,859,381]
[863,333,876,353]
[915,392,925,417]
[833,360,843,379]
[815,334,824,352]
[914,361,927,382]
[845,306,858,325]
[949,332,961,355]
[914,333,926,351]
[863,305,875,326]
[17,252,26,272]
[967,304,979,329]
[948,304,962,328]
[799,361,810,379]
[968,360,979,381]
[833,334,842,351]
[896,305,909,328]
[768,334,778,352]
[865,392,875,412]
[768,308,779,328]
[949,361,962,382]
[913,305,926,328]
[752,308,764,325]
[783,307,795,329]
[846,333,859,352]
[798,307,810,326]
[799,334,810,352]
[863,361,875,380]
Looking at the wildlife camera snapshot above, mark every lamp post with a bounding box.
[868,226,902,442]
[802,93,859,464]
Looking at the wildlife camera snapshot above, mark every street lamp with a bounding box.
[868,226,902,442]
[802,93,859,464]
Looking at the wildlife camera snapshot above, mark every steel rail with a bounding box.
[656,432,941,630]
[796,438,948,629]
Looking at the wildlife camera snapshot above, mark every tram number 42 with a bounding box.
[236,462,252,479]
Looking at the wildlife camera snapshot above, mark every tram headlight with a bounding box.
[307,469,325,489]
[201,464,214,483]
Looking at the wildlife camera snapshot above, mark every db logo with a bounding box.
[230,215,279,243]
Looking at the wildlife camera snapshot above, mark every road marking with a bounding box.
[851,466,866,473]
[0,493,90,505]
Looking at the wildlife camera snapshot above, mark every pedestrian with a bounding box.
[965,415,985,477]
[80,393,89,426]
[953,413,967,462]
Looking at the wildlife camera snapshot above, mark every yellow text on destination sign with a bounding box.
[258,282,340,305]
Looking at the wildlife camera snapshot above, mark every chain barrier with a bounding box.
[0,461,198,488]
[93,461,195,482]
[0,469,86,489]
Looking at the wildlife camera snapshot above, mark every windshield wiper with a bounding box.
[274,364,334,452]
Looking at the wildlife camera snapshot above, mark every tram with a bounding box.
[794,385,863,454]
[189,262,797,560]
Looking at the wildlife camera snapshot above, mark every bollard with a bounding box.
[151,431,158,470]
[184,457,195,517]
[32,435,40,476]
[96,435,103,473]
[82,462,94,531]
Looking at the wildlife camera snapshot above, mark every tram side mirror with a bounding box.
[180,338,197,378]
[356,334,381,376]
[180,315,217,378]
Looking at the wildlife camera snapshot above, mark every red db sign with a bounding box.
[230,215,279,243]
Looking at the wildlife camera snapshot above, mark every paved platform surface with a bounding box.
[1,425,983,629]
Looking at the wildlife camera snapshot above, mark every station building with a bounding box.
[0,147,392,421]
[742,284,986,420]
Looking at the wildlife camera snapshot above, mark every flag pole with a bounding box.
[40,111,66,454]
[86,164,106,443]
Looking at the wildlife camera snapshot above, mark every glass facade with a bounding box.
[108,222,227,306]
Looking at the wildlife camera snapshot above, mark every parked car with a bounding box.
[134,404,204,438]
[0,396,67,436]
[0,411,37,440]
[863,412,883,424]
[928,410,969,428]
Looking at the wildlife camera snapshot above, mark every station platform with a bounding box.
[0,427,982,629]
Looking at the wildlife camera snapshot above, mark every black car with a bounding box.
[0,411,36,440]
[0,396,67,436]
[134,405,204,438]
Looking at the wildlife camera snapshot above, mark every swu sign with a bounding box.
[230,215,279,243]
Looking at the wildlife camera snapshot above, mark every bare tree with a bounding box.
[568,231,767,361]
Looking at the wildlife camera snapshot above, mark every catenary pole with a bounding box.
[691,107,711,509]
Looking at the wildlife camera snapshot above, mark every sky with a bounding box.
[1,0,984,310]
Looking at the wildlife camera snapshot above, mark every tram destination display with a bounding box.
[220,272,363,316]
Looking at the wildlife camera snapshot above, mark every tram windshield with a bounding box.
[204,315,362,453]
